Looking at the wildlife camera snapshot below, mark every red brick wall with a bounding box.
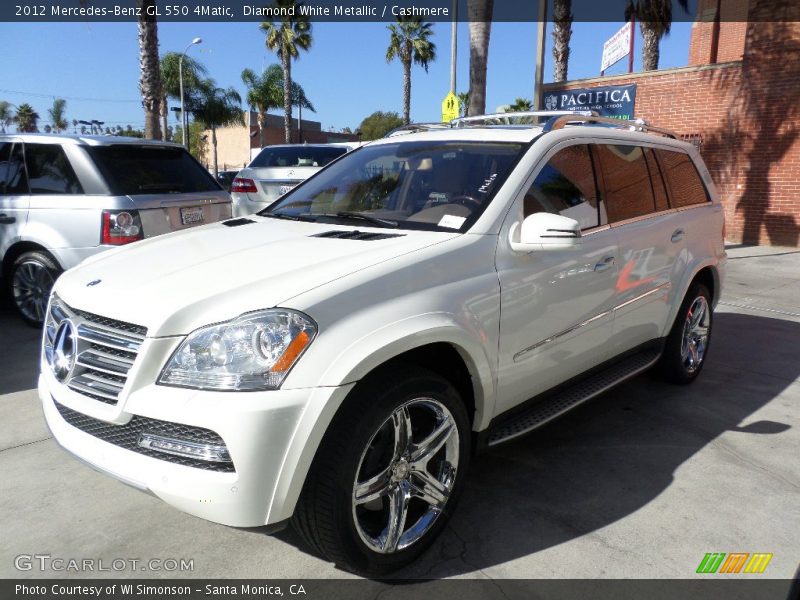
[543,2,800,246]
[689,0,749,65]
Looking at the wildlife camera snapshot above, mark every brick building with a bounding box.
[202,112,360,172]
[543,0,800,246]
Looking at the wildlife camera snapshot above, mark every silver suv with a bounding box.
[0,134,231,324]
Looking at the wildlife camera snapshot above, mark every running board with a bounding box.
[487,348,662,447]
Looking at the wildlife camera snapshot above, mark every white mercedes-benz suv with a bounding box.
[39,113,726,575]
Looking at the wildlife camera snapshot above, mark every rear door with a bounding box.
[83,144,231,237]
[594,142,685,356]
[0,140,30,261]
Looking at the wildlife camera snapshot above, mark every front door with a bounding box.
[0,140,30,261]
[495,143,619,415]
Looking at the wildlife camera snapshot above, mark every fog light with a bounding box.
[137,433,231,463]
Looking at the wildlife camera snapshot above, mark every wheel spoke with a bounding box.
[381,482,410,553]
[353,467,392,505]
[409,416,454,465]
[410,468,451,509]
[391,406,413,462]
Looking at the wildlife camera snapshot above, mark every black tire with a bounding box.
[658,283,713,384]
[9,250,61,327]
[292,364,471,576]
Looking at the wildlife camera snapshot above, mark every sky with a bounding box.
[0,19,691,133]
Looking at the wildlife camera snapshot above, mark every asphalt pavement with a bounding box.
[1,244,798,582]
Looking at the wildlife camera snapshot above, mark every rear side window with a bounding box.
[85,145,220,196]
[594,144,655,223]
[656,149,710,208]
[24,144,83,195]
[250,146,347,168]
[524,145,599,230]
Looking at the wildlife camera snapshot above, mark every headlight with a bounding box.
[158,309,317,391]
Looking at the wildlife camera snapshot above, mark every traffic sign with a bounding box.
[441,92,460,123]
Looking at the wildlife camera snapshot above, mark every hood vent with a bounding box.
[311,230,404,241]
[222,218,256,227]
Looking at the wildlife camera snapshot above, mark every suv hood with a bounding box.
[55,217,457,336]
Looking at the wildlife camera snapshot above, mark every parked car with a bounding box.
[231,142,359,216]
[215,169,239,192]
[0,134,231,324]
[39,113,725,575]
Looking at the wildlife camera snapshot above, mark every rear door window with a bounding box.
[250,146,347,168]
[24,144,83,195]
[643,147,670,212]
[656,149,710,208]
[594,144,655,223]
[523,144,600,230]
[85,145,220,195]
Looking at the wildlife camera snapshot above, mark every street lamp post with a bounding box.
[179,37,202,147]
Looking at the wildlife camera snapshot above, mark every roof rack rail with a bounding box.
[542,114,678,139]
[384,122,452,137]
[450,110,595,127]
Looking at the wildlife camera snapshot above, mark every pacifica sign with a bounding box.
[543,84,636,120]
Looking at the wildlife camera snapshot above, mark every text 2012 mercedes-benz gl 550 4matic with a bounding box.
[40,113,725,575]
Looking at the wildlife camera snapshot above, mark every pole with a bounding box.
[449,0,457,94]
[533,0,547,110]
[179,54,186,146]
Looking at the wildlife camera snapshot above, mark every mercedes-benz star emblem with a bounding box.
[50,320,77,382]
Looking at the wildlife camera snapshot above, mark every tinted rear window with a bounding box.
[85,145,220,195]
[250,146,347,168]
[656,149,710,208]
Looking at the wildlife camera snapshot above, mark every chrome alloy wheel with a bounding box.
[352,398,459,554]
[681,296,710,374]
[12,259,55,323]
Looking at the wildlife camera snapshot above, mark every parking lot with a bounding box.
[1,244,798,581]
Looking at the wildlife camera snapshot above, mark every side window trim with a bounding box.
[641,146,661,213]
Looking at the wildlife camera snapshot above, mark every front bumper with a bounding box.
[39,369,352,527]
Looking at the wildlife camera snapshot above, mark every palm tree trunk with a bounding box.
[137,0,162,140]
[161,94,169,141]
[403,58,411,125]
[258,111,266,148]
[212,124,218,178]
[282,52,292,144]
[467,0,493,116]
[552,0,572,82]
[640,22,661,71]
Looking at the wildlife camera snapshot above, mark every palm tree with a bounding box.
[14,103,40,132]
[260,0,312,143]
[509,97,533,112]
[48,98,68,133]
[160,51,208,142]
[628,0,689,71]
[290,80,315,143]
[457,91,470,117]
[467,0,493,116]
[137,0,163,139]
[241,65,283,148]
[552,0,572,82]
[386,16,436,125]
[0,101,14,133]
[193,81,244,178]
[72,119,79,133]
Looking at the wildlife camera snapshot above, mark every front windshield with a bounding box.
[262,140,526,232]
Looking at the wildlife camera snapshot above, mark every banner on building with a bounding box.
[601,21,633,73]
[543,84,636,120]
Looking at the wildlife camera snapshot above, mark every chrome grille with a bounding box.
[44,296,146,405]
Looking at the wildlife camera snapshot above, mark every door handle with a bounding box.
[0,214,16,225]
[594,256,616,273]
[671,229,685,243]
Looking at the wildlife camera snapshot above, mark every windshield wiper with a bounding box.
[330,212,399,228]
[261,212,318,222]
